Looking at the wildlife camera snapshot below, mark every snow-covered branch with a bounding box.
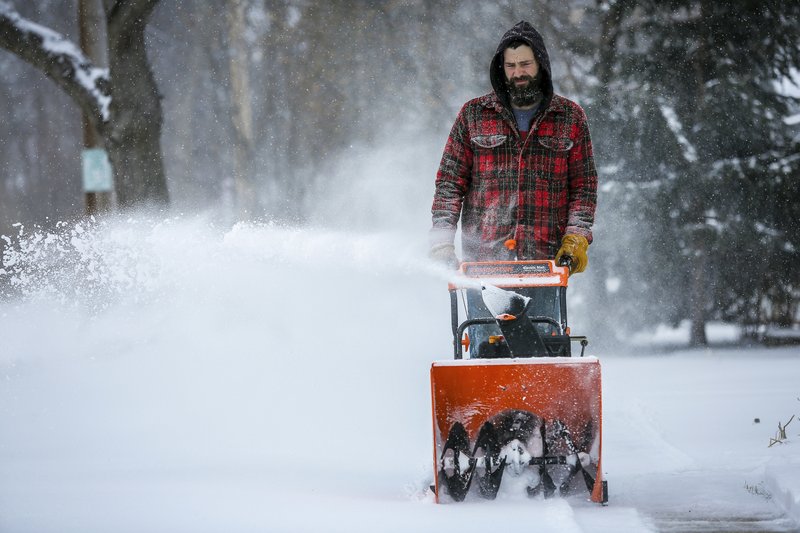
[0,1,111,123]
[658,100,698,163]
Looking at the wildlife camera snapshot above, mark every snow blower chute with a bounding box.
[430,260,607,503]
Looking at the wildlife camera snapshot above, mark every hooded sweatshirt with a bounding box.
[489,20,554,115]
[431,21,597,262]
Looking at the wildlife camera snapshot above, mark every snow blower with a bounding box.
[430,260,607,503]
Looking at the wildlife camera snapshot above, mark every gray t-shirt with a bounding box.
[513,106,539,132]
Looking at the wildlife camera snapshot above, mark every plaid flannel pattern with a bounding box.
[431,92,597,261]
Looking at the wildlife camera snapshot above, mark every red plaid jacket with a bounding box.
[431,92,597,261]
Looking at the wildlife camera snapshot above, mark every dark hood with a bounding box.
[490,20,553,111]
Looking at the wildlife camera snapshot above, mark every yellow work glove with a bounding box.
[555,234,589,275]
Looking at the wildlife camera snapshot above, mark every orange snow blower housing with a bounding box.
[431,260,607,503]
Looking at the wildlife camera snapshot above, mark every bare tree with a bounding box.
[0,0,168,210]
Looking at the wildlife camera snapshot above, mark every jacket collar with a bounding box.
[480,92,565,128]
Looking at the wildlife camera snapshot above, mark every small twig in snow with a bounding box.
[768,414,795,447]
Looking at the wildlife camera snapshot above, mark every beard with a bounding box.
[507,73,544,108]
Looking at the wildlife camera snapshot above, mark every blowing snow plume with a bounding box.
[0,216,445,457]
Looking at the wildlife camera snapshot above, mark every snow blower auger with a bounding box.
[430,260,607,504]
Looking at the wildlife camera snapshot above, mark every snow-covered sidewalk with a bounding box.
[1,220,798,532]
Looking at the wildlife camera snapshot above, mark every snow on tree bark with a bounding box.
[0,1,110,126]
[0,0,168,209]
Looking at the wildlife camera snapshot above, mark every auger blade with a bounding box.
[439,422,475,501]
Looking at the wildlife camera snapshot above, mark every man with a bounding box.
[429,20,597,273]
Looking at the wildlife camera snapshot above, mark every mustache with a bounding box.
[509,75,536,84]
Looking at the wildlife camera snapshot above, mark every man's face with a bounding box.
[503,45,539,88]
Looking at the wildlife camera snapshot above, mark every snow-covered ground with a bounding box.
[1,139,799,532]
[1,215,798,533]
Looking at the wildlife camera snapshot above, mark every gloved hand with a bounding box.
[555,234,589,274]
[429,243,460,270]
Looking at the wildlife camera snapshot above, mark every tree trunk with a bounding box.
[688,0,712,348]
[689,253,708,346]
[227,0,258,219]
[105,1,168,209]
[596,0,634,109]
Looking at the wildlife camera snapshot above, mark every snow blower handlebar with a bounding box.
[450,289,459,340]
[453,316,563,359]
[446,260,588,359]
[558,254,574,273]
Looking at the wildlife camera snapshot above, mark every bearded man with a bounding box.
[429,20,598,274]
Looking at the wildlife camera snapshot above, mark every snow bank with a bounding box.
[628,319,742,347]
[765,443,800,525]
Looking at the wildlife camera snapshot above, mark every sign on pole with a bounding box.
[81,148,113,193]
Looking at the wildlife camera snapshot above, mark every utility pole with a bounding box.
[78,0,112,215]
